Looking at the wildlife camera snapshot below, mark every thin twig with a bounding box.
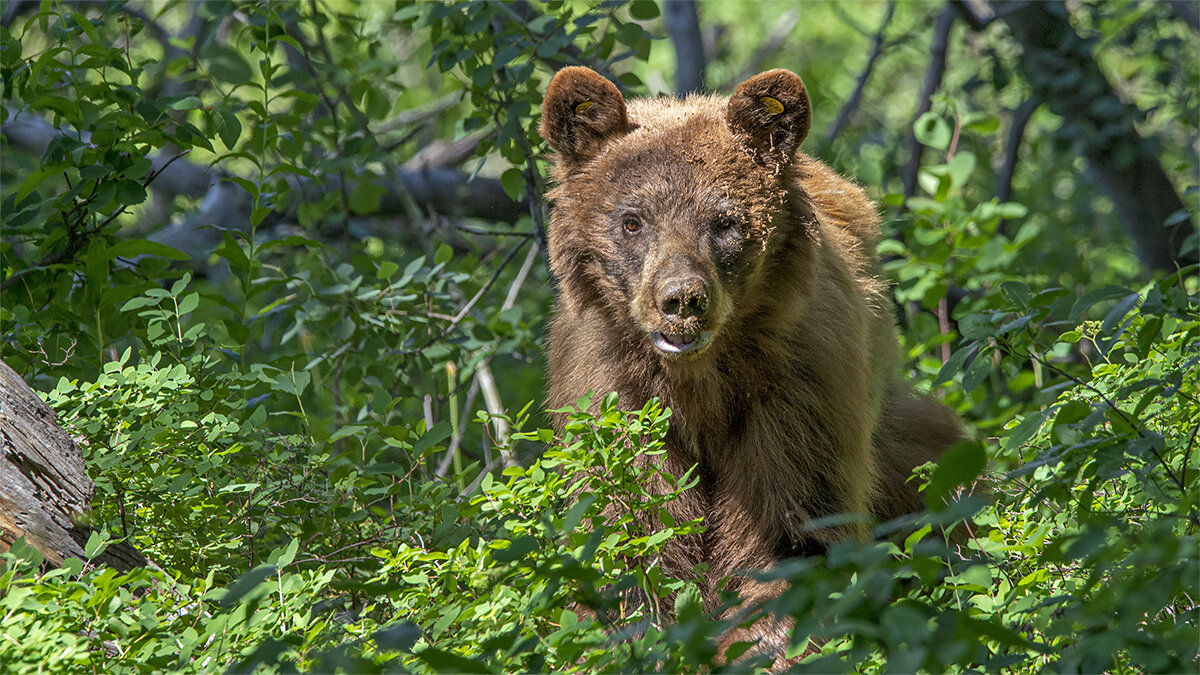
[471,245,540,469]
[503,242,539,310]
[1180,421,1198,490]
[475,363,515,467]
[825,0,896,143]
[436,376,480,478]
[998,334,1191,512]
[398,238,531,355]
[457,224,535,238]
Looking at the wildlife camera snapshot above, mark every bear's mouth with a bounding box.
[651,331,712,356]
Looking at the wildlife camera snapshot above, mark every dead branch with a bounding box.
[1,113,525,260]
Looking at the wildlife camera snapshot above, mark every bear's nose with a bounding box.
[660,277,709,319]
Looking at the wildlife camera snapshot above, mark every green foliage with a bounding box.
[1,0,1197,673]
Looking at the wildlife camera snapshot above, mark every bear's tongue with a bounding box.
[651,331,709,355]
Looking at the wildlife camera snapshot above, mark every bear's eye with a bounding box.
[622,214,643,234]
[714,213,738,231]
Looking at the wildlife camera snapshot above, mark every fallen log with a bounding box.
[0,360,147,571]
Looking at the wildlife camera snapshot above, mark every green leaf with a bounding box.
[83,530,110,559]
[1069,285,1133,320]
[415,647,495,674]
[413,420,453,454]
[349,180,385,215]
[108,239,189,263]
[203,42,255,85]
[166,95,203,111]
[216,232,251,273]
[963,113,1000,134]
[946,151,976,187]
[377,261,399,279]
[493,535,538,562]
[274,369,311,397]
[86,238,109,292]
[1003,407,1054,452]
[177,292,199,315]
[924,441,986,506]
[629,0,660,19]
[674,583,703,620]
[995,314,1032,336]
[224,318,250,344]
[270,538,299,567]
[1100,292,1140,335]
[217,108,242,149]
[218,565,277,607]
[116,178,147,206]
[15,167,48,203]
[958,313,994,340]
[914,112,952,150]
[999,281,1032,309]
[434,244,454,265]
[933,345,974,387]
[500,167,524,202]
[961,350,992,392]
[374,622,421,652]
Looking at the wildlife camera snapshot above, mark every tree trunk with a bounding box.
[664,0,706,96]
[996,0,1197,273]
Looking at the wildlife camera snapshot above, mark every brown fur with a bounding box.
[539,67,961,658]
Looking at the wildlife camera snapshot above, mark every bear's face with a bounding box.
[541,68,811,361]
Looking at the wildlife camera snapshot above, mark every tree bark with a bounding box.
[0,360,147,570]
[664,0,706,96]
[995,0,1197,272]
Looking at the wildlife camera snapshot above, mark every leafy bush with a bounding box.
[1,0,1196,673]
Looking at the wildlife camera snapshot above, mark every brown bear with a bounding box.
[539,66,961,658]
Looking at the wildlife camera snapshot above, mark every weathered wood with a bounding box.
[0,360,146,570]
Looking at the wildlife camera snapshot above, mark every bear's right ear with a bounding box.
[540,67,631,165]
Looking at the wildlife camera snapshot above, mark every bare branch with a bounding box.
[664,0,706,96]
[503,242,540,310]
[950,0,996,30]
[902,4,956,199]
[717,10,799,91]
[436,244,537,478]
[996,96,1040,236]
[437,377,480,479]
[825,1,897,143]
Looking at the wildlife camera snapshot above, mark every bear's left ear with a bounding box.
[726,69,810,169]
[540,67,631,166]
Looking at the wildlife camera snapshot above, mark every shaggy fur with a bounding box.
[540,67,961,658]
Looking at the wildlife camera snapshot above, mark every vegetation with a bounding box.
[1,0,1195,672]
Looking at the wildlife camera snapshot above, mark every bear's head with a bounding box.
[541,67,812,362]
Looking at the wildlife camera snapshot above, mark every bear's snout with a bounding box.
[659,276,709,320]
